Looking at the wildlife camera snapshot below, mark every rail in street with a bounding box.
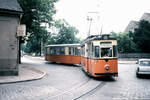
[0,56,150,100]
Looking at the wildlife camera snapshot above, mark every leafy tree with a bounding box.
[18,0,58,54]
[132,20,150,53]
[52,19,80,44]
[111,32,137,53]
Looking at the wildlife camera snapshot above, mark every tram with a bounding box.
[80,34,118,77]
[45,44,81,64]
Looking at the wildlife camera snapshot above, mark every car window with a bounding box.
[139,61,150,66]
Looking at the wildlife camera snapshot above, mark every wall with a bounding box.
[0,14,19,75]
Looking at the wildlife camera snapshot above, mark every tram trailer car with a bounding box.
[80,35,118,77]
[45,44,81,64]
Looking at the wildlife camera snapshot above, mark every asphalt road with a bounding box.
[0,56,150,100]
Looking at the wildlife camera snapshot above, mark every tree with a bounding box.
[132,20,150,53]
[53,19,80,44]
[18,0,58,54]
[111,32,137,53]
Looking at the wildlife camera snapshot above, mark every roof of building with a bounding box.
[124,12,150,33]
[0,0,23,13]
[144,13,150,16]
[140,13,150,22]
[124,21,139,33]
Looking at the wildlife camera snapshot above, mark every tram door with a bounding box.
[87,42,93,73]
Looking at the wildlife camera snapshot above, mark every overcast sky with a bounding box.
[55,0,150,39]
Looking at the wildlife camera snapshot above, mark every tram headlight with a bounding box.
[105,65,109,70]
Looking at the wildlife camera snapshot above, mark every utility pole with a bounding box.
[87,12,100,37]
[100,25,103,35]
[87,16,92,37]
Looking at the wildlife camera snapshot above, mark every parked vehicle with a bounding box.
[136,59,150,77]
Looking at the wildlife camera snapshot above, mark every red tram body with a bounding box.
[45,35,118,77]
[80,35,118,77]
[45,44,81,64]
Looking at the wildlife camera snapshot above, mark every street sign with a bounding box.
[17,24,26,37]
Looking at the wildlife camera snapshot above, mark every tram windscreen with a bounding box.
[101,48,112,57]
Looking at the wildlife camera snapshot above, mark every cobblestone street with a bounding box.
[84,64,150,100]
[0,56,150,100]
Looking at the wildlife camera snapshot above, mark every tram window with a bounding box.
[81,49,83,56]
[53,47,56,54]
[88,43,93,57]
[73,47,75,55]
[100,42,112,45]
[81,47,84,56]
[95,46,99,57]
[81,46,85,56]
[83,47,85,56]
[60,47,65,55]
[46,48,49,54]
[92,43,94,52]
[56,48,60,55]
[101,48,112,57]
[75,48,80,56]
[69,47,71,55]
[113,46,117,57]
[50,48,54,54]
[91,43,94,57]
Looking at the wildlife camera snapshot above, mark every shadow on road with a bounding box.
[93,76,117,82]
[137,74,150,79]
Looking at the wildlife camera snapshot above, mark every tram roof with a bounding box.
[46,43,81,47]
[81,34,116,44]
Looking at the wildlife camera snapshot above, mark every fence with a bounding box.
[119,53,150,58]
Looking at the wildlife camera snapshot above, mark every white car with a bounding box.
[136,59,150,77]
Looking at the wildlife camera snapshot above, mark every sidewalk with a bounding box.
[24,55,45,61]
[0,63,46,84]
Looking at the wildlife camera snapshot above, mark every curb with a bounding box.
[118,61,137,64]
[0,67,46,84]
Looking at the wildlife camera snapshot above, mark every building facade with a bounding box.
[0,0,23,75]
[124,13,150,33]
[124,21,139,33]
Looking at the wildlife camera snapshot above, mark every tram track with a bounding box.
[45,78,106,100]
[22,56,107,100]
[74,81,106,100]
[43,67,108,100]
[45,75,91,100]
